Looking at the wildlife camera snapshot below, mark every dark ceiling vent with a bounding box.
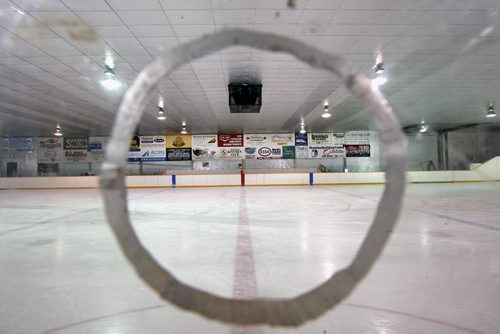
[228,84,262,113]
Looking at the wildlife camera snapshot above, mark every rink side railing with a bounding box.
[1,156,499,190]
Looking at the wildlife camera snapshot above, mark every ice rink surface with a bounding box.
[0,183,499,334]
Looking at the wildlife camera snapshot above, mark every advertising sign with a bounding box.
[166,135,192,149]
[282,146,295,159]
[62,136,88,162]
[38,137,63,162]
[87,137,108,162]
[218,134,243,147]
[345,131,370,144]
[244,134,269,147]
[308,133,332,145]
[64,149,88,162]
[128,135,141,162]
[140,136,166,161]
[309,145,345,158]
[295,132,308,146]
[270,133,294,146]
[192,134,218,161]
[218,147,243,159]
[295,146,308,159]
[166,148,192,161]
[345,145,371,157]
[63,137,88,150]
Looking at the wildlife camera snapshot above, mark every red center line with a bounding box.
[230,189,261,334]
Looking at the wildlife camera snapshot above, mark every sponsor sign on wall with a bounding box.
[166,148,192,161]
[308,133,345,158]
[295,146,308,159]
[63,137,88,162]
[218,147,244,159]
[87,137,108,162]
[309,145,345,158]
[345,145,371,157]
[166,135,192,149]
[192,134,218,161]
[345,131,370,145]
[63,137,88,150]
[140,136,166,161]
[218,134,243,147]
[270,133,294,146]
[128,135,141,162]
[38,137,63,162]
[295,132,308,146]
[282,146,295,159]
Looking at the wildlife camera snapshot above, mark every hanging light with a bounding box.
[180,121,188,135]
[419,120,429,133]
[299,120,306,134]
[486,103,497,118]
[321,99,331,118]
[157,96,166,120]
[100,65,121,91]
[372,55,387,86]
[54,123,63,137]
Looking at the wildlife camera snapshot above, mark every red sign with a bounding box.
[218,134,243,147]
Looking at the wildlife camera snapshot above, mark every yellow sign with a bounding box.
[166,135,192,148]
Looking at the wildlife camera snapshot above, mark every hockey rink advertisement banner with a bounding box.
[345,145,371,157]
[218,134,243,147]
[295,132,308,146]
[166,148,192,161]
[87,137,108,162]
[166,135,192,149]
[218,147,244,159]
[63,137,88,162]
[243,133,293,159]
[192,134,218,161]
[295,146,308,159]
[128,135,141,162]
[345,131,370,145]
[37,137,64,162]
[140,136,166,161]
[309,145,345,158]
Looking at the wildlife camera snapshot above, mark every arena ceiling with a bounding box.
[0,0,499,137]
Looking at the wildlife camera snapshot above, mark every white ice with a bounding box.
[0,183,499,333]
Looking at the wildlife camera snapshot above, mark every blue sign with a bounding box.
[295,133,308,146]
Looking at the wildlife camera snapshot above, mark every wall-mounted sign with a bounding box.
[309,145,345,158]
[166,148,192,161]
[166,135,192,149]
[87,137,108,162]
[38,137,63,162]
[295,132,308,146]
[345,145,371,157]
[218,134,243,147]
[345,131,370,145]
[63,137,88,150]
[295,146,308,159]
[192,135,218,161]
[282,146,295,159]
[140,136,166,161]
[128,135,141,162]
[218,147,243,159]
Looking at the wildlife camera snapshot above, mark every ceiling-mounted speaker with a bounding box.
[228,84,262,113]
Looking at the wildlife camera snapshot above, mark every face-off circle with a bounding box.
[100,29,407,327]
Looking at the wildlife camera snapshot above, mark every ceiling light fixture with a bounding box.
[100,65,121,91]
[180,121,188,135]
[419,120,429,133]
[372,55,387,86]
[299,120,306,134]
[54,123,63,137]
[486,103,497,118]
[157,96,166,120]
[321,99,331,118]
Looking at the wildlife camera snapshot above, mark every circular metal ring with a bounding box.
[100,29,407,327]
